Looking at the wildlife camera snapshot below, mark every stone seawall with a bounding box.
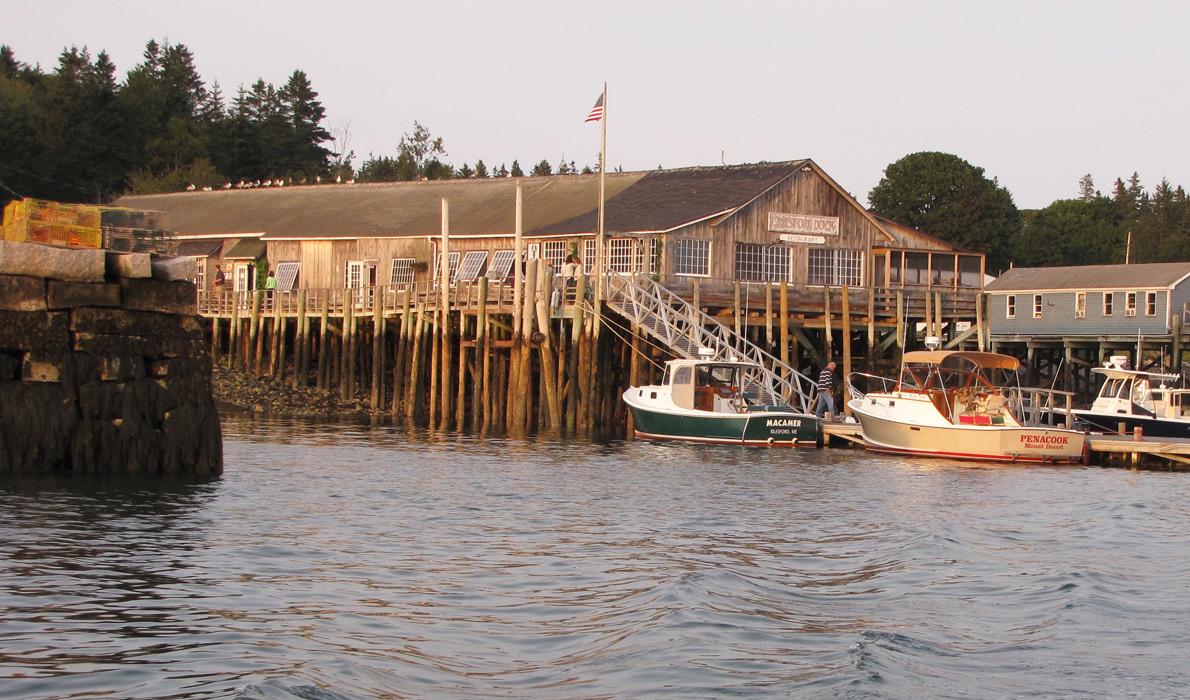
[0,241,222,475]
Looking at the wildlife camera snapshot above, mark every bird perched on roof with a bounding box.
[185,183,196,191]
[315,175,321,184]
[236,180,246,189]
[276,179,285,187]
[263,179,272,187]
[202,185,213,192]
[223,182,232,189]
[336,174,342,183]
[345,179,355,185]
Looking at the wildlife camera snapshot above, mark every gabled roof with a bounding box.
[529,161,808,235]
[984,262,1190,292]
[177,239,223,257]
[870,213,971,253]
[115,174,645,239]
[224,237,267,260]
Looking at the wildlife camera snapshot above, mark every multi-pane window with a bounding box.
[541,240,568,271]
[1006,295,1016,319]
[808,249,863,286]
[734,243,788,282]
[455,251,488,282]
[583,239,596,273]
[431,251,461,283]
[1075,292,1086,319]
[1103,292,1114,316]
[608,238,635,273]
[635,238,657,274]
[1126,291,1137,317]
[487,250,516,282]
[526,242,540,260]
[275,261,300,291]
[390,258,415,286]
[1145,291,1157,316]
[674,239,711,276]
[1033,294,1043,319]
[195,257,206,288]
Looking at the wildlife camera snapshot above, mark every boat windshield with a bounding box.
[899,357,1016,392]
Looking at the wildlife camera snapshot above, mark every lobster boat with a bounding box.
[622,357,821,446]
[847,350,1087,464]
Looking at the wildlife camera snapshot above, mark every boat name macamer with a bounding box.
[768,213,839,236]
[766,419,804,428]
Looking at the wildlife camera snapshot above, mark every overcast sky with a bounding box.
[8,1,1187,208]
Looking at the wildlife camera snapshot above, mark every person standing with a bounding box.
[214,264,225,288]
[815,361,837,420]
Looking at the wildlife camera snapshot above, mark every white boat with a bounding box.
[623,357,821,446]
[1072,356,1188,438]
[847,350,1088,464]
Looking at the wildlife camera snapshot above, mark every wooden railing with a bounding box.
[197,276,982,320]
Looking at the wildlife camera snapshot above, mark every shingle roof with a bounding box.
[224,238,267,259]
[115,173,646,239]
[177,239,223,257]
[528,161,808,235]
[984,262,1190,292]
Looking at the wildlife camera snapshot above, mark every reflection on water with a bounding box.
[3,415,1190,698]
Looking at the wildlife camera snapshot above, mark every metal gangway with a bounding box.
[605,272,818,414]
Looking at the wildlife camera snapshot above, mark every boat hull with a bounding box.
[1072,410,1190,439]
[626,402,821,446]
[849,399,1086,464]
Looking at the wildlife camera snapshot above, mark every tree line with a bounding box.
[867,152,1189,272]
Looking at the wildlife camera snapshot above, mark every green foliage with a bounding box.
[531,159,552,176]
[868,152,1020,271]
[473,160,488,178]
[1015,198,1122,267]
[127,158,223,194]
[510,160,524,177]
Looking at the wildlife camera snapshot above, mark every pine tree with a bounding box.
[510,160,523,177]
[1078,173,1096,201]
[280,69,331,179]
[531,159,552,176]
[456,163,474,178]
[474,159,489,178]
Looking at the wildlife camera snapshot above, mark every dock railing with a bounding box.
[1005,387,1077,429]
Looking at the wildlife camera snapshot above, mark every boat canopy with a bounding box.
[902,350,1020,370]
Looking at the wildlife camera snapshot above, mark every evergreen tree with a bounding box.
[279,69,331,179]
[510,160,523,177]
[456,163,474,178]
[1078,173,1096,201]
[496,163,509,177]
[531,159,552,176]
[474,159,489,178]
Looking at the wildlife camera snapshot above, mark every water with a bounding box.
[3,417,1190,699]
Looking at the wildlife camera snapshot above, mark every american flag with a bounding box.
[585,92,604,123]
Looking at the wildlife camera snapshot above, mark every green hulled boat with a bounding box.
[623,358,821,446]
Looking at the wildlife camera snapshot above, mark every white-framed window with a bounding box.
[390,258,415,286]
[1103,292,1114,316]
[194,257,207,288]
[608,238,634,273]
[455,250,488,282]
[1006,295,1016,319]
[1033,294,1043,319]
[431,251,461,284]
[734,243,788,282]
[275,261,300,291]
[583,239,596,274]
[541,240,568,271]
[234,262,253,292]
[808,248,863,287]
[1126,291,1137,317]
[1145,291,1157,316]
[345,260,376,289]
[674,239,711,277]
[580,238,653,274]
[487,250,516,282]
[1075,291,1086,319]
[526,242,540,260]
[635,238,658,274]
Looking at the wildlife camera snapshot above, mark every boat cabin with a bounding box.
[1089,359,1186,421]
[661,359,784,413]
[894,351,1024,426]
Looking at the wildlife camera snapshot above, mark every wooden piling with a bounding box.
[371,297,384,411]
[535,260,561,432]
[841,285,852,416]
[779,282,790,377]
[317,296,329,389]
[229,296,240,369]
[250,290,263,373]
[477,279,490,433]
[822,286,833,360]
[895,289,905,348]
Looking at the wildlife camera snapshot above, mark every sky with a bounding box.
[7,0,1188,209]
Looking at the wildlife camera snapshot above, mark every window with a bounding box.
[583,239,596,273]
[526,242,540,260]
[487,250,516,282]
[808,249,863,286]
[1103,292,1114,316]
[1145,291,1157,316]
[608,238,635,273]
[275,261,300,291]
[431,251,461,283]
[541,240,568,271]
[1033,294,1043,319]
[1006,295,1016,319]
[1075,292,1086,319]
[674,239,710,276]
[1126,291,1137,317]
[195,257,206,288]
[390,258,415,286]
[635,238,657,274]
[345,260,376,289]
[734,243,789,282]
[455,251,488,282]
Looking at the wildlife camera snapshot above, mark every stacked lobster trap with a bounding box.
[2,199,177,254]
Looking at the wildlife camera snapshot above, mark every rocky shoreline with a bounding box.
[212,366,370,417]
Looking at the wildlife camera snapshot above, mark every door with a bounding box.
[345,260,376,308]
[234,262,254,292]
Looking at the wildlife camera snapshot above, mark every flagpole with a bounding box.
[594,82,607,336]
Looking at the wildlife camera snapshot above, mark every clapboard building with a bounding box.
[116,159,981,299]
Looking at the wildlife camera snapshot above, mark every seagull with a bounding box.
[185,183,196,191]
[277,179,285,187]
[345,178,355,185]
[236,180,246,189]
[202,185,213,192]
[336,174,342,183]
[263,179,272,187]
[315,175,321,184]
[223,182,232,189]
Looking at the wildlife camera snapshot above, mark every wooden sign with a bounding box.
[768,213,839,236]
[778,233,826,245]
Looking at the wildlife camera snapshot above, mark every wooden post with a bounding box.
[779,282,790,377]
[866,286,875,351]
[935,290,944,339]
[406,303,425,424]
[765,282,773,351]
[229,295,240,369]
[841,286,852,416]
[567,273,587,434]
[1173,312,1184,372]
[535,259,561,431]
[392,287,411,419]
[249,290,263,373]
[895,289,905,348]
[210,316,220,365]
[693,277,701,312]
[274,303,285,381]
[734,281,742,337]
[477,279,490,433]
[976,291,986,351]
[371,295,384,411]
[822,286,833,360]
[292,290,307,387]
[924,288,933,340]
[439,198,453,431]
[627,324,641,439]
[341,300,354,400]
[456,310,468,432]
[518,259,538,433]
[317,295,329,390]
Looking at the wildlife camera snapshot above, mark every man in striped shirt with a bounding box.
[814,361,837,420]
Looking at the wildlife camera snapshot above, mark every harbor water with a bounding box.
[3,416,1190,698]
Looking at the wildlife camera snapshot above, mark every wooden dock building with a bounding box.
[116,160,988,435]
